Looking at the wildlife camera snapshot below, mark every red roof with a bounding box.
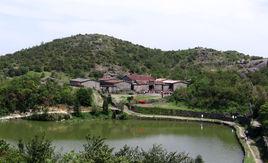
[136,80,149,85]
[104,80,122,84]
[126,74,155,81]
[155,81,164,85]
[99,77,116,81]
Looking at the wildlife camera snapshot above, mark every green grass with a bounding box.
[133,95,161,101]
[92,90,103,108]
[153,102,200,111]
[136,102,203,112]
[244,155,255,163]
[70,111,112,121]
[112,94,161,104]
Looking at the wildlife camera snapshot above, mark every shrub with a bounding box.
[20,135,55,163]
[81,135,114,162]
[0,139,9,157]
[76,88,92,107]
[25,113,71,121]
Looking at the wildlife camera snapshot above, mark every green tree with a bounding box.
[0,139,9,157]
[102,96,109,114]
[20,135,55,163]
[259,102,268,135]
[81,135,114,162]
[175,70,253,114]
[73,100,82,117]
[252,85,267,116]
[195,155,204,163]
[76,88,92,107]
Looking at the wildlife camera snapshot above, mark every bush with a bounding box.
[102,96,109,114]
[25,113,71,121]
[115,144,196,163]
[259,103,268,135]
[81,135,114,162]
[0,139,10,157]
[20,135,55,163]
[76,88,92,107]
[118,112,128,120]
[0,135,202,163]
[91,103,99,115]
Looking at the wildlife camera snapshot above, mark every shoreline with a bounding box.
[0,109,263,163]
[0,111,70,121]
[124,108,263,163]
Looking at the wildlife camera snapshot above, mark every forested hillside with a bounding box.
[0,33,268,143]
[0,34,267,116]
[0,34,251,80]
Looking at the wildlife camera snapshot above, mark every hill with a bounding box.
[0,34,257,80]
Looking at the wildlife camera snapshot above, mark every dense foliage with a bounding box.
[0,34,250,79]
[0,135,203,163]
[0,73,92,116]
[170,71,253,114]
[75,88,93,107]
[259,103,268,135]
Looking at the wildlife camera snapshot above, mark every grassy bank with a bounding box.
[135,102,202,111]
[236,129,255,163]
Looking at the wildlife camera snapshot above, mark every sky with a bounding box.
[1,0,268,57]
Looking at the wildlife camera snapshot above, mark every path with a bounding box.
[0,111,69,121]
[124,108,263,163]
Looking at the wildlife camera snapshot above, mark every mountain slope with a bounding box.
[0,34,255,79]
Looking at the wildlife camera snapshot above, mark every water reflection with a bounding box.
[0,119,243,163]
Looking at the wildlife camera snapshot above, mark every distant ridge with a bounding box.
[0,34,262,79]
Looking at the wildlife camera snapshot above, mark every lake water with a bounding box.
[0,119,244,163]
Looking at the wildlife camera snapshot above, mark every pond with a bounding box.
[0,119,243,163]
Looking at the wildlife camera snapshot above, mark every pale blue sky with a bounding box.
[1,0,268,57]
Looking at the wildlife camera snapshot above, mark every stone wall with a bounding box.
[82,80,100,90]
[133,106,249,123]
[154,84,163,92]
[134,85,149,93]
[163,85,169,92]
[173,82,187,90]
[115,82,131,91]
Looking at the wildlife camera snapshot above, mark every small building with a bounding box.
[163,80,187,92]
[70,78,100,90]
[100,78,131,93]
[155,78,188,93]
[122,74,155,93]
[154,79,165,93]
[132,80,150,93]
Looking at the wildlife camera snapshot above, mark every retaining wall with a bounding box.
[132,106,249,124]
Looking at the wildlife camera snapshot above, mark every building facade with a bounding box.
[100,78,131,93]
[122,74,155,93]
[70,78,100,90]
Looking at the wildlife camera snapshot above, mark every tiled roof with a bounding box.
[163,80,181,84]
[99,77,116,81]
[155,78,166,84]
[126,74,155,81]
[136,80,149,85]
[70,78,90,83]
[104,80,122,84]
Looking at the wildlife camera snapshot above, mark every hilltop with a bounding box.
[0,34,263,80]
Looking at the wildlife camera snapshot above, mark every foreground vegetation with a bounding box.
[0,135,203,163]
